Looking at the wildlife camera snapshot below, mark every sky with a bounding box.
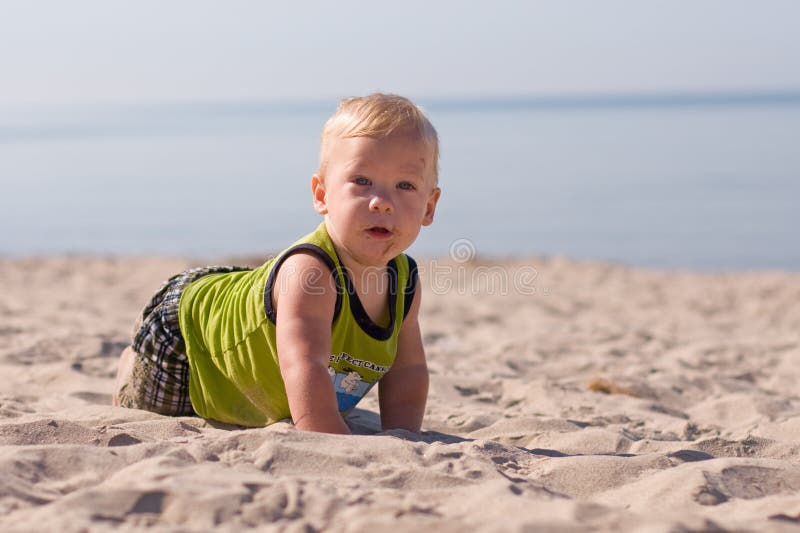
[1,0,799,107]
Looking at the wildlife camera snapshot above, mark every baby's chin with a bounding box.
[356,247,400,268]
[346,241,403,269]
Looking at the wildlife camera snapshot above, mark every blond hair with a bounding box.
[319,93,439,183]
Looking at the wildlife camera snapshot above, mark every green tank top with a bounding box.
[178,222,418,427]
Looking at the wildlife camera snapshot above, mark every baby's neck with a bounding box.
[339,258,391,328]
[329,239,392,297]
[343,261,389,297]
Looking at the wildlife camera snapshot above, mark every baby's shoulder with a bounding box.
[272,249,339,298]
[277,248,332,274]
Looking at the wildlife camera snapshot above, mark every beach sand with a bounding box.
[1,255,799,532]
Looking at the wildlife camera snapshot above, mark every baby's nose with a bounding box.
[369,194,393,213]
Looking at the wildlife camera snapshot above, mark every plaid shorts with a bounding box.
[116,265,250,416]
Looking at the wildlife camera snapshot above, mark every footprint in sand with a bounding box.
[695,466,800,506]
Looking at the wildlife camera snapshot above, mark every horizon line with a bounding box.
[424,88,800,112]
[3,88,800,142]
[3,88,800,113]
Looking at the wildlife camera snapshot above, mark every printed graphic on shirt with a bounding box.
[328,352,390,412]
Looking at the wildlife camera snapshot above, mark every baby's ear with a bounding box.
[422,187,441,226]
[311,175,328,215]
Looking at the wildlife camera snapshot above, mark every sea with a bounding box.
[1,92,798,271]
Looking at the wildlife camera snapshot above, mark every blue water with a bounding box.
[1,94,798,271]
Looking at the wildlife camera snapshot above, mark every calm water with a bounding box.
[1,96,798,271]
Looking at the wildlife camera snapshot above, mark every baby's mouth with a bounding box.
[366,226,393,238]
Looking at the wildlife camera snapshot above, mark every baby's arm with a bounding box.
[378,283,429,432]
[274,251,351,434]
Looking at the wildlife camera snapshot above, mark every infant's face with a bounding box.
[313,134,440,270]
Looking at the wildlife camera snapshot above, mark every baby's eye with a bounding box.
[398,181,416,191]
[354,177,371,186]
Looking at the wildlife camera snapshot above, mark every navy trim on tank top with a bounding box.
[341,259,398,341]
[403,256,418,320]
[263,244,344,325]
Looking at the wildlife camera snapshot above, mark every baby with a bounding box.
[113,93,441,435]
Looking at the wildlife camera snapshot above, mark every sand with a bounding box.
[1,254,799,532]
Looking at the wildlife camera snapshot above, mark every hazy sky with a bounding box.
[1,1,799,106]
